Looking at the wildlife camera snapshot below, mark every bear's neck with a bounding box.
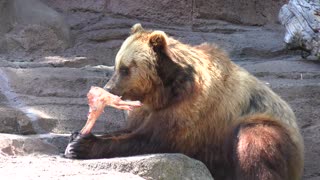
[145,38,234,111]
[144,47,197,110]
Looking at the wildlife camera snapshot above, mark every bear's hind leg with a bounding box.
[231,115,303,180]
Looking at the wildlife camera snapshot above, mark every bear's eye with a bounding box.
[119,67,129,76]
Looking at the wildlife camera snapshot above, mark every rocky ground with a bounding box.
[0,0,319,179]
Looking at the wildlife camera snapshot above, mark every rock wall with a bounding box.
[46,0,287,26]
[1,0,320,179]
[105,0,287,25]
[0,0,70,53]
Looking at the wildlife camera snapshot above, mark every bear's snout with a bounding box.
[103,83,121,96]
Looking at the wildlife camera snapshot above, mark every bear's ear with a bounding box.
[131,23,144,34]
[149,31,167,50]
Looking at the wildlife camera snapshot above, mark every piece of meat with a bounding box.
[80,86,141,135]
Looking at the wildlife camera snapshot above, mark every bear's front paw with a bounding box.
[64,132,98,159]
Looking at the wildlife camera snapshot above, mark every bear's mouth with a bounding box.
[121,91,144,102]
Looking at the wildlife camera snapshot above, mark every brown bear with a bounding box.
[65,24,304,180]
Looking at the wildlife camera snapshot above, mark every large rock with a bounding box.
[0,132,213,179]
[0,153,213,180]
[0,133,213,179]
[279,0,320,59]
[78,154,214,180]
[0,0,70,53]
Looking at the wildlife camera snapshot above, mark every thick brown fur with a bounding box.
[65,24,304,180]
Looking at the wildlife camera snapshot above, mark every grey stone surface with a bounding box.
[0,133,60,156]
[0,106,40,134]
[0,0,70,53]
[104,0,286,26]
[105,0,193,25]
[5,25,68,53]
[44,0,107,13]
[0,155,146,179]
[0,151,213,180]
[0,0,12,36]
[78,154,213,180]
[194,0,287,25]
[279,0,320,59]
[36,0,292,65]
[0,134,213,179]
[1,133,70,154]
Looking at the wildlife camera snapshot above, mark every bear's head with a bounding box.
[105,24,196,109]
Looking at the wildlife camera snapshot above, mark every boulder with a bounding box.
[0,153,213,180]
[0,133,60,156]
[279,0,320,59]
[0,133,213,179]
[78,154,214,180]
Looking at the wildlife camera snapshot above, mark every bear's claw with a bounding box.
[64,132,97,159]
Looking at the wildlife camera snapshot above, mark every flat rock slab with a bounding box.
[0,133,65,156]
[0,133,213,179]
[0,154,213,180]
